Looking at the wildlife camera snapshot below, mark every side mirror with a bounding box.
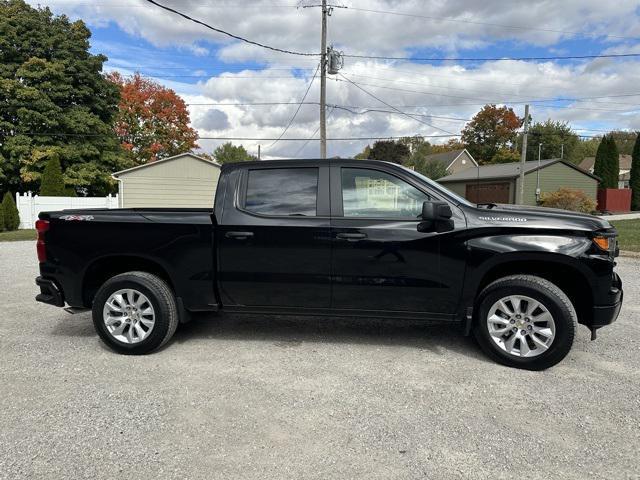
[418,201,453,232]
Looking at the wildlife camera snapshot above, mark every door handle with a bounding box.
[336,232,367,241]
[225,231,254,240]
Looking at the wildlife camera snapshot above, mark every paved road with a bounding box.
[1,241,639,480]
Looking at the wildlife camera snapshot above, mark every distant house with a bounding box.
[423,149,478,174]
[437,159,599,205]
[112,153,221,208]
[579,154,632,189]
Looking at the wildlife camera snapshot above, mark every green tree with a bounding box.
[594,136,619,189]
[461,105,522,164]
[610,131,637,155]
[2,191,20,230]
[519,120,581,164]
[415,159,448,180]
[368,140,410,164]
[212,142,256,164]
[39,155,66,196]
[0,0,127,196]
[353,145,371,159]
[0,201,4,232]
[491,148,520,164]
[631,133,640,210]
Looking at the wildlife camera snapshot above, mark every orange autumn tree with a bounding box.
[461,104,522,164]
[107,72,199,165]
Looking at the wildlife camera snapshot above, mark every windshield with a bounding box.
[397,165,474,207]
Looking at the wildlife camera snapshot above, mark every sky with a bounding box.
[31,0,640,159]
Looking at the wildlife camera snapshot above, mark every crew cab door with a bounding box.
[217,165,331,308]
[330,165,462,316]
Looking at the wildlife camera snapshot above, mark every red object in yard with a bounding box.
[597,188,631,213]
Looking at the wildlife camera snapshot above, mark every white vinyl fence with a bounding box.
[16,192,119,229]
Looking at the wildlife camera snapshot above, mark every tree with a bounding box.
[491,148,520,164]
[416,159,448,180]
[353,145,371,159]
[631,133,640,210]
[429,138,466,154]
[39,155,66,196]
[368,140,410,164]
[2,192,20,230]
[461,105,522,164]
[520,120,581,164]
[0,0,126,196]
[212,142,256,164]
[610,130,637,155]
[0,202,4,232]
[107,72,199,165]
[593,135,619,189]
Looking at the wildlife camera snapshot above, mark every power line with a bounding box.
[336,73,456,135]
[266,64,320,148]
[339,6,637,41]
[339,71,640,105]
[342,52,640,63]
[332,77,640,112]
[293,105,336,156]
[144,0,319,57]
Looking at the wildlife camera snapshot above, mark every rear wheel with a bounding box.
[92,271,178,354]
[473,275,576,370]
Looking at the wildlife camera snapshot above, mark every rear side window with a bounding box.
[244,168,318,216]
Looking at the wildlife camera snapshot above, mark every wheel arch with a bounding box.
[464,253,594,331]
[81,255,175,307]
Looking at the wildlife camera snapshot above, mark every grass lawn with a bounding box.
[611,219,640,253]
[0,229,36,242]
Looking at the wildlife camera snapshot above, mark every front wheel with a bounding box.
[92,271,179,355]
[473,275,576,370]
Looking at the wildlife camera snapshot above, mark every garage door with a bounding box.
[466,182,511,204]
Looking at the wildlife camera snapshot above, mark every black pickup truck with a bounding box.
[35,159,622,370]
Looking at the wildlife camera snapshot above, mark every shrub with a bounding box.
[40,156,66,196]
[0,201,4,232]
[2,192,20,230]
[540,188,597,213]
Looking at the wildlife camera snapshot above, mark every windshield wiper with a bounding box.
[476,202,497,209]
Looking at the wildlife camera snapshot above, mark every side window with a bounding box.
[245,168,318,216]
[341,168,430,218]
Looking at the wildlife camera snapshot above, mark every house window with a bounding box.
[245,168,318,216]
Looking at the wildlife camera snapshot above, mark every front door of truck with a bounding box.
[330,165,462,316]
[217,165,331,308]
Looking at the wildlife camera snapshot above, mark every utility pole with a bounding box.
[518,104,529,205]
[536,142,543,203]
[319,0,328,159]
[561,143,564,160]
[258,144,261,160]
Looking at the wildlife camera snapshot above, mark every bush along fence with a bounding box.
[16,192,119,229]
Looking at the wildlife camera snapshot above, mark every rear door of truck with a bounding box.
[215,162,331,309]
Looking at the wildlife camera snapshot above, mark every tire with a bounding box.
[92,271,179,355]
[473,275,576,370]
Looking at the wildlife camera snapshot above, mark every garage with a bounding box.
[465,182,511,204]
[112,153,221,208]
[437,159,598,206]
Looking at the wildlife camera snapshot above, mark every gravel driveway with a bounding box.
[1,240,639,480]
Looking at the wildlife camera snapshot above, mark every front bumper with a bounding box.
[35,276,65,307]
[591,272,623,328]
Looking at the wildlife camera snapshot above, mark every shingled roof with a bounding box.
[438,158,599,182]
